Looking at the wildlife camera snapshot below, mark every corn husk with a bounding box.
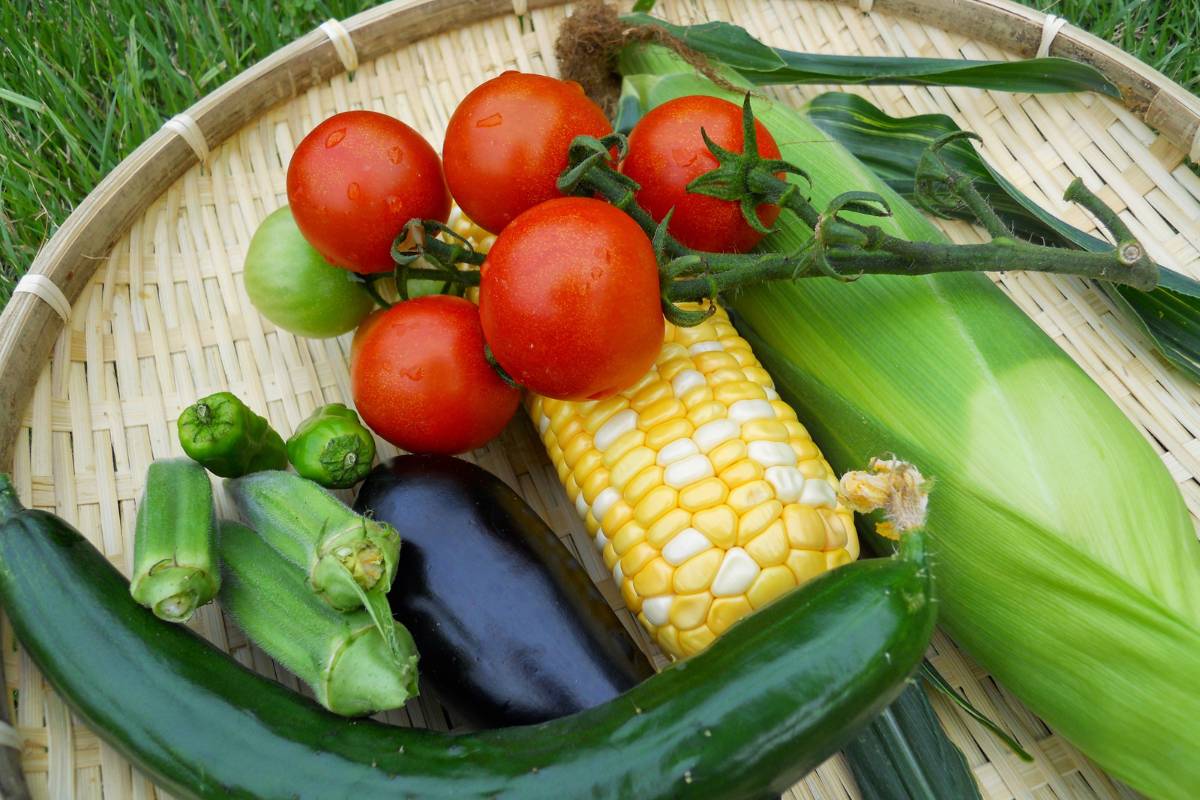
[619,47,1200,799]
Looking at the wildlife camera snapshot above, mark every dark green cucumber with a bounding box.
[0,474,934,800]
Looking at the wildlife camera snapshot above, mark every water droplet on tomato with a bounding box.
[672,147,698,168]
[476,113,503,128]
[347,182,361,201]
[325,129,347,148]
[388,146,404,165]
[385,195,404,213]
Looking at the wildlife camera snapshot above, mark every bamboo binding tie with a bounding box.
[1037,14,1068,58]
[319,18,359,74]
[13,274,71,322]
[162,113,210,167]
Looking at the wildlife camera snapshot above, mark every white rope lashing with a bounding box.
[858,0,875,12]
[319,18,359,74]
[13,273,71,322]
[162,113,210,167]
[1037,14,1068,58]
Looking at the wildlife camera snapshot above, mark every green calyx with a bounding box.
[130,560,218,624]
[324,622,420,717]
[286,404,376,489]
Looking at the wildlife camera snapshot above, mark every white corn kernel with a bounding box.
[595,409,638,452]
[613,561,624,585]
[747,440,797,468]
[712,547,761,596]
[592,487,620,522]
[765,388,780,400]
[671,369,706,398]
[575,493,590,518]
[728,399,776,424]
[643,595,673,626]
[764,466,806,503]
[693,419,739,453]
[664,454,716,489]
[799,479,838,509]
[662,527,713,565]
[594,527,609,551]
[658,438,700,466]
[538,414,551,434]
[688,341,723,355]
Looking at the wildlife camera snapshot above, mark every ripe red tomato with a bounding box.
[479,197,664,401]
[621,95,782,253]
[442,71,612,234]
[287,110,450,274]
[351,296,520,454]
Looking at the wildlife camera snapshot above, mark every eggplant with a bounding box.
[355,455,655,727]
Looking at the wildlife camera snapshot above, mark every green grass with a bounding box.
[0,0,1197,310]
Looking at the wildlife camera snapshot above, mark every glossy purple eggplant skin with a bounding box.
[355,455,655,727]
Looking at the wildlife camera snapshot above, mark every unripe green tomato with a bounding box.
[243,206,375,338]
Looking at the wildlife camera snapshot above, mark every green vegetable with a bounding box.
[217,519,417,716]
[129,459,219,623]
[177,391,287,478]
[243,206,374,338]
[0,473,934,799]
[617,48,1200,800]
[224,470,404,667]
[286,403,375,489]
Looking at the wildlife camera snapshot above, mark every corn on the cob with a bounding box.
[529,305,857,658]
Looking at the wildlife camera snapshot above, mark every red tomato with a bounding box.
[621,95,782,253]
[351,296,520,454]
[479,197,664,401]
[442,71,612,234]
[287,110,450,273]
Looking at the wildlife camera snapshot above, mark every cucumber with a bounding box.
[0,474,934,800]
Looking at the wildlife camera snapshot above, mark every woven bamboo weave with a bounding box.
[3,0,1197,798]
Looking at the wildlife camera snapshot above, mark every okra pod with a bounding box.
[217,520,418,716]
[129,459,219,623]
[224,470,405,665]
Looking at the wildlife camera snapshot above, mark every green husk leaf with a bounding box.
[805,90,1200,383]
[617,47,1200,800]
[620,15,1120,96]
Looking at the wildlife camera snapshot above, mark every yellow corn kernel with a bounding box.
[746,520,789,566]
[782,419,809,439]
[646,508,692,549]
[602,428,647,468]
[610,446,656,489]
[602,541,619,571]
[634,485,678,527]
[679,385,714,410]
[713,380,768,405]
[561,432,593,470]
[708,596,753,635]
[769,400,799,422]
[639,397,686,430]
[633,557,674,597]
[620,576,642,613]
[625,369,660,397]
[787,549,828,584]
[621,542,659,576]
[657,624,683,659]
[630,379,673,411]
[728,480,774,513]
[784,505,826,550]
[693,351,741,374]
[720,458,765,490]
[554,459,571,484]
[747,566,796,609]
[564,474,580,502]
[584,396,630,434]
[826,549,853,570]
[612,520,646,556]
[678,625,717,657]
[679,477,729,512]
[581,468,610,504]
[669,593,713,630]
[791,439,820,461]
[820,509,850,550]
[797,460,830,480]
[671,323,710,346]
[706,368,745,388]
[737,499,783,545]
[555,416,585,446]
[686,400,727,427]
[572,450,604,486]
[742,366,774,387]
[673,549,723,593]
[741,419,789,442]
[645,418,693,450]
[601,502,634,541]
[692,505,737,549]
[655,356,692,382]
[708,439,747,473]
[584,513,600,536]
[624,465,665,506]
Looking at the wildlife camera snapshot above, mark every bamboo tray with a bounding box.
[2,0,1198,797]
